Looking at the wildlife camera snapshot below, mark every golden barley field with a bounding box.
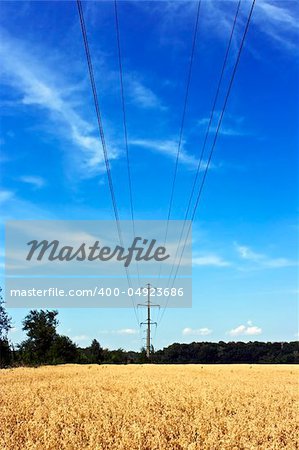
[0,364,298,450]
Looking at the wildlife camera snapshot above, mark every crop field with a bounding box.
[0,364,298,450]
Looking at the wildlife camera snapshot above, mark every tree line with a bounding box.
[0,299,298,367]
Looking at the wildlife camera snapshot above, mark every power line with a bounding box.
[114,0,140,286]
[159,0,256,325]
[166,0,201,225]
[76,0,139,325]
[172,0,256,285]
[77,0,121,236]
[165,0,242,287]
[157,0,201,281]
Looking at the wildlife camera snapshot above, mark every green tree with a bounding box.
[108,348,126,364]
[88,339,103,364]
[0,340,12,368]
[138,347,148,363]
[48,335,78,364]
[0,288,12,339]
[0,287,12,367]
[20,310,58,365]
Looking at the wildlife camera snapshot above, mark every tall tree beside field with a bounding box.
[48,335,78,364]
[22,310,58,342]
[19,310,59,365]
[19,310,79,365]
[0,287,12,368]
[0,288,12,339]
[88,339,104,364]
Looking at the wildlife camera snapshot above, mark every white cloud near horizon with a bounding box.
[228,321,262,337]
[117,328,138,335]
[99,328,138,336]
[182,327,212,336]
[71,334,90,343]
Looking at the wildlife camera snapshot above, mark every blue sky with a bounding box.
[0,0,298,350]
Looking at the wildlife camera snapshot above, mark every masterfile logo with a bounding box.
[25,237,170,267]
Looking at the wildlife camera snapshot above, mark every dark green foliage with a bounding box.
[138,347,149,363]
[0,288,12,367]
[108,348,127,364]
[87,339,104,364]
[20,310,59,365]
[4,307,298,367]
[48,335,78,364]
[22,310,58,343]
[154,341,299,364]
[0,339,12,368]
[0,288,12,339]
[19,310,78,365]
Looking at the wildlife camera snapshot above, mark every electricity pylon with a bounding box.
[138,283,160,358]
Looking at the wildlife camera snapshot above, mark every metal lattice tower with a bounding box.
[138,284,160,358]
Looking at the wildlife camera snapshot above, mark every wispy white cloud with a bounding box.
[257,0,298,27]
[235,243,297,269]
[0,190,54,222]
[0,27,168,179]
[262,258,297,269]
[151,0,299,53]
[126,76,166,110]
[71,334,89,343]
[236,244,263,261]
[99,328,138,336]
[213,0,299,53]
[228,321,262,337]
[0,189,14,204]
[130,138,212,169]
[19,175,46,189]
[0,28,118,178]
[116,328,138,336]
[254,0,299,51]
[197,112,247,137]
[182,327,212,336]
[192,254,231,267]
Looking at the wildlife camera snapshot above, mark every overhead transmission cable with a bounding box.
[166,0,242,287]
[159,0,256,325]
[165,0,201,226]
[114,0,141,288]
[158,0,201,281]
[76,0,139,325]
